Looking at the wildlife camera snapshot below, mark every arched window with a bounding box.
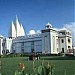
[61,39,64,43]
[68,38,70,43]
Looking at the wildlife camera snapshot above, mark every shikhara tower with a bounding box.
[8,16,25,38]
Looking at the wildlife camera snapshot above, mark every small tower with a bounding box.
[41,22,58,54]
[8,21,16,38]
[58,28,72,53]
[45,22,52,29]
[0,35,4,55]
[15,16,21,37]
[41,22,53,54]
[20,24,25,36]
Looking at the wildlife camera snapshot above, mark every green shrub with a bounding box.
[37,61,55,75]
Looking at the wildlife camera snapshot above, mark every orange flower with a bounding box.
[18,63,25,70]
[21,63,25,70]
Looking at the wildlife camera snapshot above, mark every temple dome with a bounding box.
[28,30,36,35]
[0,34,4,38]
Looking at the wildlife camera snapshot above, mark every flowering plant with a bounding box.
[18,63,25,71]
[14,63,25,75]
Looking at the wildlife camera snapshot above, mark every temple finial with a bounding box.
[16,15,18,20]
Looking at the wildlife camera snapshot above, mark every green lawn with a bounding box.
[0,56,75,75]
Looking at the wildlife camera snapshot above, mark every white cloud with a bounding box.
[36,30,41,34]
[64,22,75,31]
[63,22,75,46]
[54,27,67,31]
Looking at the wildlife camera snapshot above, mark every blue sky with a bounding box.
[0,0,74,37]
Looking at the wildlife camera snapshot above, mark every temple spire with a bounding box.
[8,21,16,38]
[16,15,19,23]
[8,16,25,38]
[20,24,25,36]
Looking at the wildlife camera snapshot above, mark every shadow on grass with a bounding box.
[40,56,75,60]
[23,56,75,61]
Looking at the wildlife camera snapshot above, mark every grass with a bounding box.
[0,56,75,75]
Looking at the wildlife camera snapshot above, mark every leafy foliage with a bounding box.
[14,60,55,75]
